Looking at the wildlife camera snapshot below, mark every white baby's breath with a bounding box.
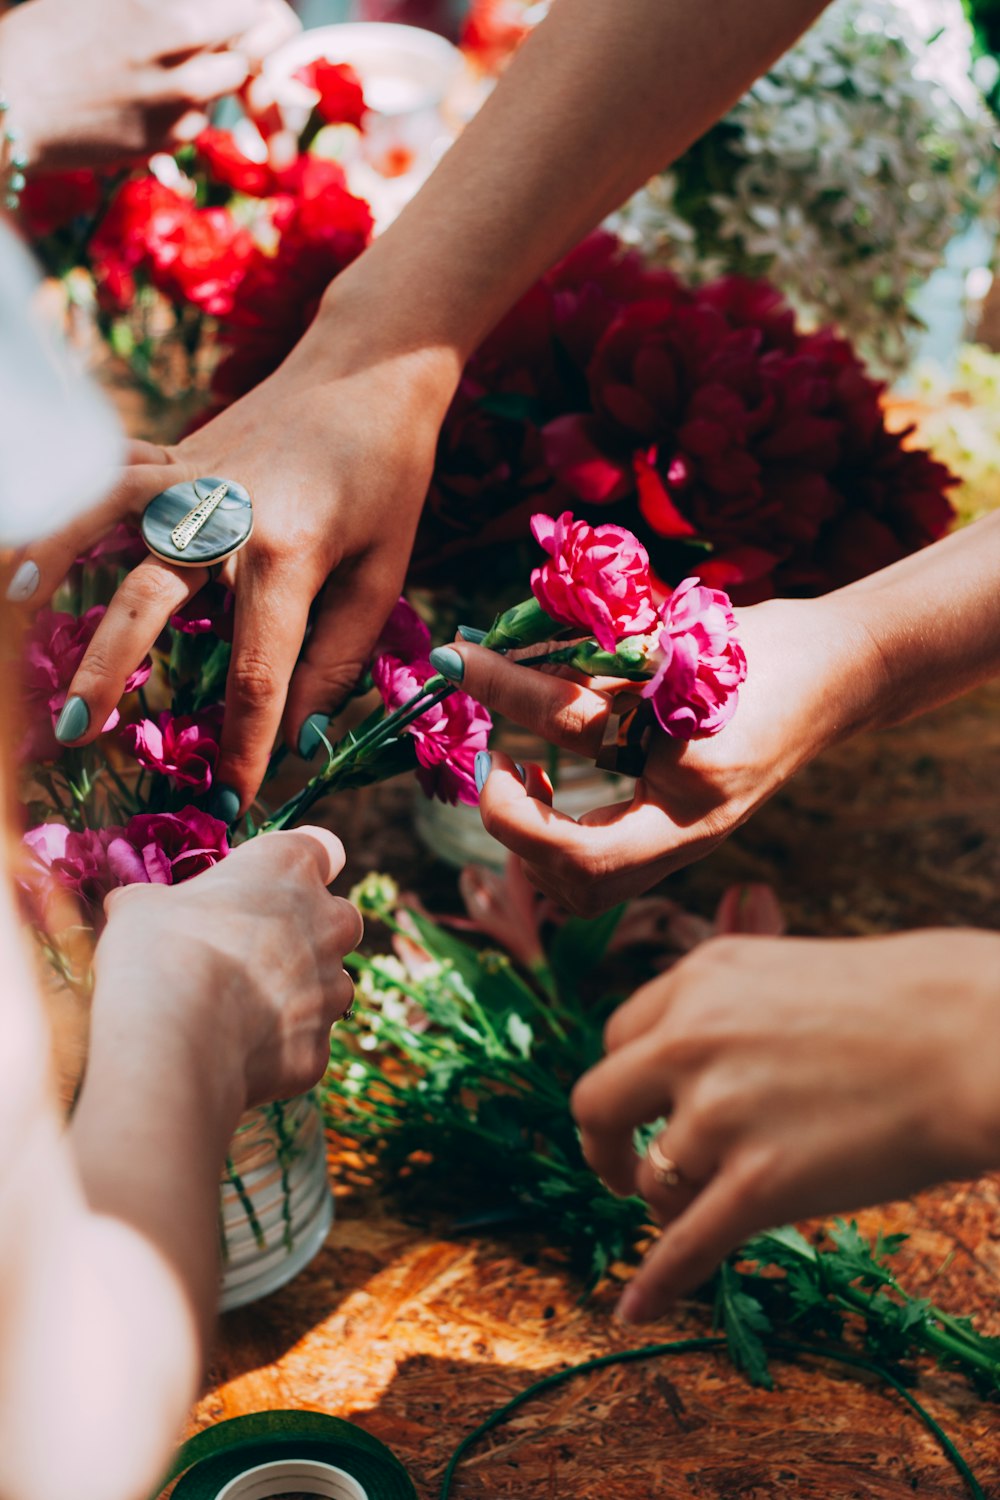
[614,0,996,373]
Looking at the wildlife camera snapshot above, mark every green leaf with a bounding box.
[549,904,626,1002]
[715,1262,774,1390]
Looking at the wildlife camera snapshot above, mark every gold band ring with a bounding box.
[646,1137,686,1189]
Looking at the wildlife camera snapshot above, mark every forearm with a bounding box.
[13,988,246,1500]
[313,0,827,364]
[828,510,1000,732]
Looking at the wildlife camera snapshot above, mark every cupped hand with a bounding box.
[94,825,363,1108]
[0,0,299,170]
[448,594,885,915]
[14,322,455,816]
[572,928,1000,1323]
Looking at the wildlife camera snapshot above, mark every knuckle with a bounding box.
[227,650,281,711]
[570,1072,608,1133]
[121,565,182,614]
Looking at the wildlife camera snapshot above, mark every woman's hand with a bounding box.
[0,0,299,170]
[443,595,885,914]
[15,311,458,817]
[572,929,1000,1323]
[93,825,363,1109]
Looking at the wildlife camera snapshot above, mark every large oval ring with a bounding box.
[141,476,253,568]
[594,690,655,778]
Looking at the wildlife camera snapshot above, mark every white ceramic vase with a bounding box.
[218,1091,333,1311]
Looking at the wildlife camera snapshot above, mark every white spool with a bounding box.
[214,1458,369,1500]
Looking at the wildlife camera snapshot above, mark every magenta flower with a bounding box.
[124,809,230,884]
[374,597,431,664]
[23,807,229,926]
[373,654,492,806]
[529,511,657,651]
[640,577,747,739]
[169,582,235,637]
[121,709,222,793]
[75,522,148,569]
[21,607,152,762]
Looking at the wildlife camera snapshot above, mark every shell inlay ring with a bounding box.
[141,476,253,568]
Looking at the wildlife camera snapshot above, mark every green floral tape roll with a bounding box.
[157,1412,418,1500]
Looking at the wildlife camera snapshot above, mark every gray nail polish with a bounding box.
[474,750,492,795]
[6,559,39,603]
[207,783,241,825]
[54,695,89,744]
[514,762,527,785]
[298,712,330,759]
[429,645,465,683]
[457,625,488,644]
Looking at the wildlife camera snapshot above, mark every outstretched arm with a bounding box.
[21,0,829,815]
[447,506,1000,912]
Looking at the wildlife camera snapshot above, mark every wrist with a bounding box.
[941,932,1000,1176]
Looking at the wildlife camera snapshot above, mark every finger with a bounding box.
[158,50,251,107]
[56,558,208,745]
[438,643,610,758]
[214,565,313,814]
[603,971,677,1055]
[618,1162,766,1321]
[283,562,399,758]
[634,1127,708,1228]
[166,108,211,146]
[329,893,365,954]
[223,824,346,887]
[153,0,261,58]
[21,460,184,604]
[236,0,301,64]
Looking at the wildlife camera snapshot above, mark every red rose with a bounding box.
[195,127,275,197]
[293,58,367,129]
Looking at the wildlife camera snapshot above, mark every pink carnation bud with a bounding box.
[640,577,747,739]
[529,511,657,651]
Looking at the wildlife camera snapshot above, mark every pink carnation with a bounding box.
[21,607,152,762]
[374,598,431,665]
[372,654,492,806]
[22,807,229,925]
[529,511,657,651]
[640,577,747,739]
[121,709,222,793]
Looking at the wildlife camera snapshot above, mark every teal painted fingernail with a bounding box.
[429,645,464,683]
[298,712,329,759]
[54,695,89,744]
[514,762,527,785]
[474,750,492,795]
[6,559,39,602]
[457,625,488,644]
[207,783,241,824]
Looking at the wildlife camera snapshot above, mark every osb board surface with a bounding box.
[185,686,1000,1498]
[192,1173,1000,1500]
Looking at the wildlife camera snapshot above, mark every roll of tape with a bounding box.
[157,1412,417,1500]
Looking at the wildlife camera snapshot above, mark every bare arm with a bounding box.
[30,0,830,814]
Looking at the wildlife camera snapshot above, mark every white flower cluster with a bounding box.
[614,0,997,372]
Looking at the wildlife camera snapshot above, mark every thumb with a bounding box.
[429,642,610,760]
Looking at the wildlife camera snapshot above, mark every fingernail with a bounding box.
[457,625,488,644]
[6,559,39,602]
[429,645,465,683]
[474,750,492,795]
[615,1285,643,1325]
[54,695,89,744]
[298,712,329,759]
[207,783,241,825]
[514,762,527,785]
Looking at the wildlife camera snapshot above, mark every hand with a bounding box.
[446,595,885,915]
[571,929,1000,1323]
[15,308,458,815]
[93,825,363,1109]
[0,0,299,170]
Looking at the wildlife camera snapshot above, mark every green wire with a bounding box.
[437,1336,985,1500]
